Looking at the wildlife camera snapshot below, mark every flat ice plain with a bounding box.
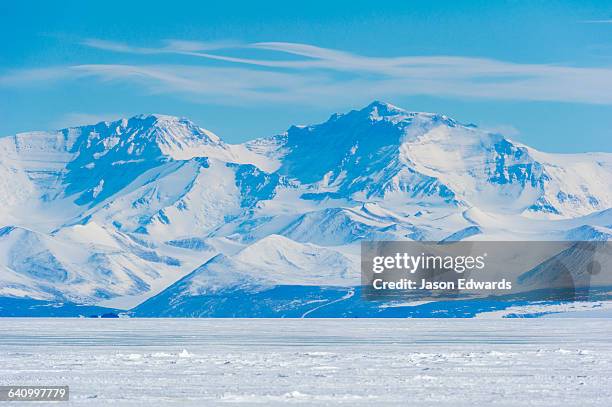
[1,319,611,406]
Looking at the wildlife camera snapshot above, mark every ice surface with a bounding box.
[0,319,611,406]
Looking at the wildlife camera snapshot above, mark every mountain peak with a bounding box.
[65,113,223,149]
[359,101,460,127]
[131,113,185,126]
[53,113,228,205]
[135,113,180,121]
[101,114,191,133]
[363,100,405,115]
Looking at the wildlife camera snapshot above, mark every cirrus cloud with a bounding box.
[3,38,612,106]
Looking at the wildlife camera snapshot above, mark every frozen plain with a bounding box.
[0,319,611,406]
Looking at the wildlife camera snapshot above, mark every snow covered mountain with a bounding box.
[1,101,611,316]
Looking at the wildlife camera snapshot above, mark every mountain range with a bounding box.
[1,101,611,316]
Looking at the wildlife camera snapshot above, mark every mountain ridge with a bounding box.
[0,101,611,314]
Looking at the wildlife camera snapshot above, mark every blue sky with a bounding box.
[2,0,612,152]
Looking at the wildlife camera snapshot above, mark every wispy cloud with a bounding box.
[580,19,612,24]
[4,39,612,106]
[0,67,72,86]
[81,38,240,54]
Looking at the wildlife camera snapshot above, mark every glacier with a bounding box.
[0,101,611,316]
